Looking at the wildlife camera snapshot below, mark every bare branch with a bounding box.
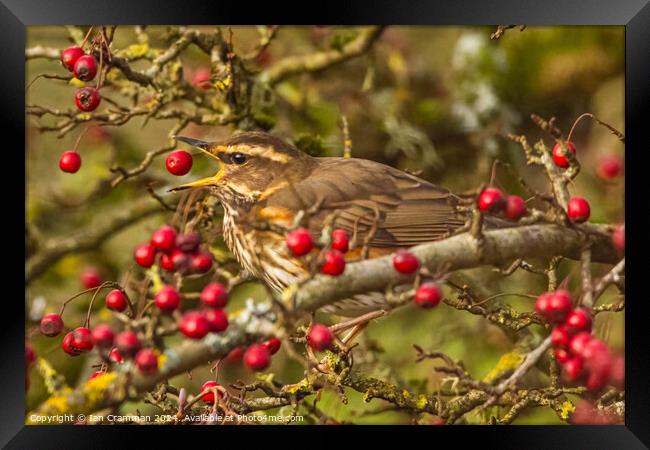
[26,200,163,283]
[260,26,384,86]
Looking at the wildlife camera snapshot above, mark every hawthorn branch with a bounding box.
[593,258,625,301]
[494,336,552,394]
[292,223,619,314]
[260,26,385,86]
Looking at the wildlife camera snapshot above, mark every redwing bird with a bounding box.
[173,132,468,316]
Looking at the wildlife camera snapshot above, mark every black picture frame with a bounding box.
[6,0,648,447]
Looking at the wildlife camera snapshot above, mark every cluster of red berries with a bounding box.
[60,46,101,112]
[134,226,214,275]
[535,290,621,391]
[285,228,349,276]
[44,314,159,375]
[232,337,282,372]
[39,293,224,376]
[392,250,443,309]
[58,46,102,174]
[477,187,527,221]
[176,282,230,339]
[38,229,228,376]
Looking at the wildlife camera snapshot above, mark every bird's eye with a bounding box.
[231,153,248,164]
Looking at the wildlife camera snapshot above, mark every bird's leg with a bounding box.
[328,309,387,349]
[329,310,387,333]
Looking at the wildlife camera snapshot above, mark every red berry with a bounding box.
[583,343,612,391]
[414,282,442,308]
[255,48,272,67]
[161,249,190,272]
[392,250,420,274]
[244,344,271,371]
[154,286,181,312]
[534,292,552,316]
[585,348,613,391]
[580,336,609,365]
[179,311,210,339]
[225,347,244,364]
[134,243,156,268]
[200,381,223,404]
[25,343,36,365]
[553,348,571,364]
[552,141,577,168]
[200,283,228,308]
[91,324,114,348]
[612,224,624,253]
[59,151,82,173]
[477,187,505,214]
[80,266,102,289]
[166,150,193,176]
[286,228,314,256]
[62,332,81,356]
[191,251,213,273]
[567,196,590,223]
[172,249,191,271]
[568,332,593,357]
[70,327,94,353]
[109,347,123,364]
[105,289,128,312]
[610,355,624,389]
[115,330,141,358]
[551,325,572,348]
[61,46,85,71]
[135,348,158,375]
[40,313,64,337]
[191,67,211,90]
[321,249,346,276]
[73,54,97,81]
[505,195,526,221]
[89,371,105,381]
[331,229,349,253]
[586,369,609,391]
[75,87,101,112]
[150,225,177,253]
[176,232,201,252]
[307,324,334,351]
[597,155,622,180]
[160,253,174,271]
[548,289,573,323]
[563,356,584,381]
[262,337,281,355]
[564,308,592,333]
[203,308,229,333]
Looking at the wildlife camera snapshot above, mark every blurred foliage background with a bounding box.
[26,26,624,424]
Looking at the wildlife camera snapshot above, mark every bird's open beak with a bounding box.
[169,136,224,192]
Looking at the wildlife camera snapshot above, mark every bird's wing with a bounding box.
[263,157,468,248]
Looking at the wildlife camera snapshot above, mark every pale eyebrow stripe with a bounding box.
[223,144,290,163]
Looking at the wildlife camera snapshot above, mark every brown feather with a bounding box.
[264,157,467,248]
